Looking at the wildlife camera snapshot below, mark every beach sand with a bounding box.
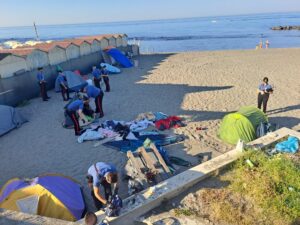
[0,48,299,214]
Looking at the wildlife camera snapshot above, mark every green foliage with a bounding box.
[174,208,194,217]
[223,151,300,224]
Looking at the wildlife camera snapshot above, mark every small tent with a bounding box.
[218,106,268,145]
[0,105,27,137]
[55,71,87,92]
[0,174,86,221]
[106,48,133,68]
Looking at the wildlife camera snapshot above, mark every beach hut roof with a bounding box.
[0,48,47,57]
[77,34,115,41]
[64,39,90,46]
[30,43,66,52]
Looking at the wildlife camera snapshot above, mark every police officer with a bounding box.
[65,96,89,136]
[101,65,110,92]
[86,162,118,210]
[36,67,50,101]
[257,77,273,113]
[56,70,70,101]
[92,66,101,89]
[85,85,104,118]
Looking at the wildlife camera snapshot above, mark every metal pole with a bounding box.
[33,22,40,41]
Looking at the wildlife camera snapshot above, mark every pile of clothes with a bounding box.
[77,112,186,151]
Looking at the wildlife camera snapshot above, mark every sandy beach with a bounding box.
[1,48,300,212]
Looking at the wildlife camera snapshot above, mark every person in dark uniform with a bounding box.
[85,85,104,118]
[257,77,273,113]
[65,96,89,136]
[36,67,50,101]
[86,162,118,210]
[101,65,110,92]
[92,66,101,89]
[56,71,70,101]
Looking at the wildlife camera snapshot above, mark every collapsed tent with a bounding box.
[56,71,88,92]
[100,63,121,74]
[106,48,133,68]
[101,51,112,65]
[218,106,268,145]
[0,174,86,221]
[0,105,27,137]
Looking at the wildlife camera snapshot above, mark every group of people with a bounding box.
[36,65,111,136]
[35,62,274,223]
[257,39,270,49]
[37,66,120,224]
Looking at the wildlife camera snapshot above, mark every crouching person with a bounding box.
[84,85,104,118]
[65,96,89,136]
[86,162,118,210]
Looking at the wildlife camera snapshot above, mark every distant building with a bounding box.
[0,53,28,78]
[63,43,80,60]
[107,35,117,47]
[0,48,49,70]
[70,40,92,56]
[120,34,128,47]
[100,38,109,50]
[114,35,123,47]
[35,43,68,65]
[85,39,102,53]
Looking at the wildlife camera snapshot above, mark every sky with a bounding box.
[1,0,300,27]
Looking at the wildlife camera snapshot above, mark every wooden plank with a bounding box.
[77,128,299,225]
[138,147,158,173]
[150,143,171,175]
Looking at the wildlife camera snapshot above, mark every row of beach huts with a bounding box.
[0,34,138,79]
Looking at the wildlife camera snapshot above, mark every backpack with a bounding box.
[105,195,123,217]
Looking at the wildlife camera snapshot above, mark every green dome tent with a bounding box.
[218,106,268,145]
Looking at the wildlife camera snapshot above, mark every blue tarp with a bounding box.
[103,134,184,152]
[106,48,133,68]
[275,136,299,154]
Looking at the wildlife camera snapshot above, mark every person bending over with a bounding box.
[65,96,89,135]
[84,85,104,118]
[86,162,118,210]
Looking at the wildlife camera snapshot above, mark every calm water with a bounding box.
[1,12,300,53]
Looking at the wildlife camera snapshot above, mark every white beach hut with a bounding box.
[114,35,123,47]
[107,36,117,47]
[121,34,128,47]
[36,44,68,65]
[0,53,28,78]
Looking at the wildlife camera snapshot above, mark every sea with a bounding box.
[1,12,300,53]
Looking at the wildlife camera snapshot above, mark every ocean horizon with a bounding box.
[1,12,300,53]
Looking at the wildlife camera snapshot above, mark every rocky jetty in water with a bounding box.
[271,26,300,30]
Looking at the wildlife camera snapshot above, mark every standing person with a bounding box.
[101,65,110,92]
[265,40,270,49]
[65,96,89,136]
[56,71,70,101]
[257,77,273,113]
[36,67,50,101]
[259,40,263,49]
[85,85,104,118]
[92,66,101,88]
[86,162,118,210]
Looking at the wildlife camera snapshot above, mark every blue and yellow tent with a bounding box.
[0,174,86,221]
